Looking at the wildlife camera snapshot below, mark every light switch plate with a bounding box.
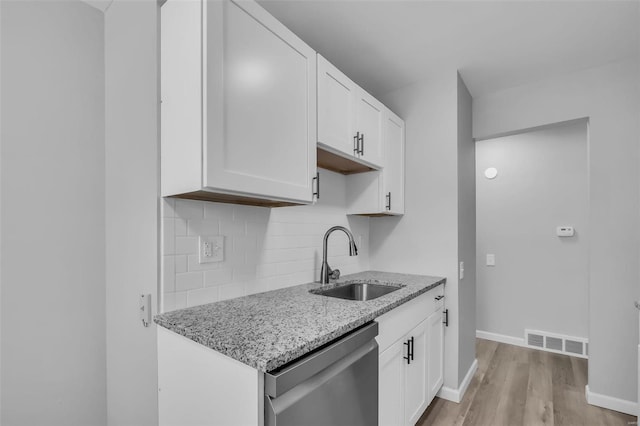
[486,254,495,266]
[556,226,575,237]
[199,235,224,264]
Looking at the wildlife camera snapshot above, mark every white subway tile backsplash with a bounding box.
[175,236,198,255]
[256,263,279,278]
[187,254,221,272]
[219,282,246,301]
[162,256,175,293]
[204,268,233,287]
[161,170,371,312]
[233,264,257,281]
[233,235,257,255]
[186,219,219,237]
[233,204,270,223]
[219,219,246,236]
[175,271,204,291]
[174,218,187,236]
[186,286,219,307]
[262,274,294,291]
[164,291,187,311]
[162,292,176,312]
[246,220,268,236]
[162,218,175,255]
[161,198,176,218]
[175,199,204,219]
[175,255,187,274]
[204,202,233,221]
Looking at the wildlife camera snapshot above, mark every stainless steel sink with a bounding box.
[312,282,402,301]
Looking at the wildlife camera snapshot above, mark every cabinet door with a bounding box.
[383,110,405,215]
[355,89,384,168]
[404,319,429,426]
[427,308,445,403]
[204,0,316,203]
[379,339,406,426]
[317,54,358,158]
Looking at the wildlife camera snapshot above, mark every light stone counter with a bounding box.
[154,271,445,372]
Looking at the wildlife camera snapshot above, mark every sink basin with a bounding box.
[312,282,402,301]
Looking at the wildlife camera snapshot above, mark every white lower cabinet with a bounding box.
[427,308,445,402]
[376,287,445,426]
[404,319,429,425]
[379,340,406,426]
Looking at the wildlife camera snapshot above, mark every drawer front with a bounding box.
[376,285,444,353]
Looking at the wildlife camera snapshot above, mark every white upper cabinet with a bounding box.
[346,108,405,215]
[355,90,385,167]
[317,55,384,171]
[161,0,317,207]
[317,55,358,159]
[382,109,405,214]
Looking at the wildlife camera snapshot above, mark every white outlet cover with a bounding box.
[199,235,224,264]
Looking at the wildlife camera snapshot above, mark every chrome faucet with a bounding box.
[320,226,358,284]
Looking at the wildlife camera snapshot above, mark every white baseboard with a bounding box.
[476,330,526,347]
[437,358,478,403]
[585,385,637,416]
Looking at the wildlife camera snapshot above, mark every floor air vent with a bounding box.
[565,340,584,355]
[528,333,544,348]
[525,329,588,359]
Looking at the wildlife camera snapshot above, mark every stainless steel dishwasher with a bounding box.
[264,322,379,426]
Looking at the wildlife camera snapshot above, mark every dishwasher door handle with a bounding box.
[265,338,379,426]
[264,322,379,398]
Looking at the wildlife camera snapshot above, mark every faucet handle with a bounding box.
[329,269,341,280]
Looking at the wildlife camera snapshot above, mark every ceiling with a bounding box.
[80,0,113,12]
[258,0,640,98]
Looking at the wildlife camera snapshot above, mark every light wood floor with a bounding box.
[417,339,636,426]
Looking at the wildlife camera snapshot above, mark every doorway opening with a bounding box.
[475,119,589,358]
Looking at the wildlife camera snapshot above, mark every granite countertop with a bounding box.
[154,271,445,372]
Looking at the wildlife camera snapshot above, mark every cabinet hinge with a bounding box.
[312,172,320,200]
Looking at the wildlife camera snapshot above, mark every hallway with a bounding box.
[418,339,635,426]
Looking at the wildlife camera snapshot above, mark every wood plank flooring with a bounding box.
[417,339,636,426]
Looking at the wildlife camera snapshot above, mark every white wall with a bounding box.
[162,169,370,310]
[1,1,107,424]
[370,70,476,392]
[476,120,589,340]
[457,74,476,382]
[105,0,160,424]
[474,59,640,404]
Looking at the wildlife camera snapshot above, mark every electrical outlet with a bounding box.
[199,235,224,264]
[459,261,464,280]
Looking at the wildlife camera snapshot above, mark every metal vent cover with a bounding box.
[565,340,584,355]
[528,333,544,348]
[524,329,588,359]
[546,336,563,351]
